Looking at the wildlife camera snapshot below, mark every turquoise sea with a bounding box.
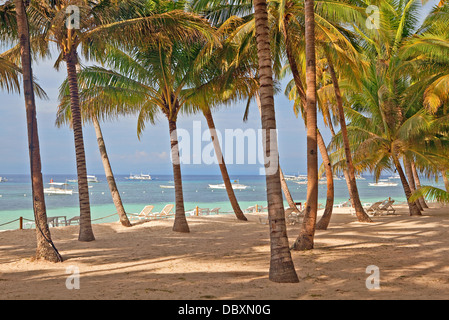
[0,174,444,230]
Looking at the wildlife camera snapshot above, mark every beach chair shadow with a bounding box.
[128,205,154,221]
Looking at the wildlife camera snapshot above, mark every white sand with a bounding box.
[0,204,448,300]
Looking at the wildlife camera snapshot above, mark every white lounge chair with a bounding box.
[128,205,154,221]
[67,216,80,225]
[210,208,220,215]
[152,204,174,219]
[373,200,396,216]
[366,201,383,216]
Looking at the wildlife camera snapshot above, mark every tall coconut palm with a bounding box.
[193,0,303,214]
[289,0,319,251]
[12,0,62,262]
[253,0,298,283]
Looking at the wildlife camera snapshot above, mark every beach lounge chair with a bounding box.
[246,204,264,213]
[67,216,80,225]
[210,208,220,215]
[128,205,154,221]
[334,200,352,208]
[366,201,384,216]
[373,200,396,216]
[152,204,174,219]
[285,207,304,225]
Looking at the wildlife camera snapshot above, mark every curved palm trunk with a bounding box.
[168,119,190,233]
[411,161,428,209]
[392,155,422,216]
[316,130,334,230]
[327,59,372,223]
[292,0,319,251]
[254,82,299,212]
[66,50,95,242]
[253,0,298,283]
[15,0,62,262]
[404,158,423,212]
[92,116,131,227]
[279,167,299,211]
[203,109,247,221]
[442,170,449,192]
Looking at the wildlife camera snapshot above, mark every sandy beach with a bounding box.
[0,204,448,300]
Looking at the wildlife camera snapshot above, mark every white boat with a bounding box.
[209,180,248,190]
[369,182,399,187]
[127,173,152,180]
[87,175,99,183]
[355,175,366,180]
[160,185,175,189]
[0,177,8,182]
[44,182,73,195]
[388,174,401,180]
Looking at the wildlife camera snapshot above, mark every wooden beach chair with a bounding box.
[373,200,396,216]
[128,205,154,221]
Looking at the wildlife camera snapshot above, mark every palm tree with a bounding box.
[60,11,215,233]
[55,88,132,227]
[21,0,214,240]
[289,0,319,251]
[12,0,62,262]
[193,0,303,214]
[253,0,298,283]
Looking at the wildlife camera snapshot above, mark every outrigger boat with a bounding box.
[127,173,152,180]
[44,180,73,195]
[209,180,248,190]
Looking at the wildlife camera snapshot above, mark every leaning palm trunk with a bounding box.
[203,109,247,221]
[65,50,95,242]
[404,158,423,212]
[254,86,299,212]
[316,130,334,230]
[411,161,428,209]
[15,0,62,262]
[292,0,319,251]
[253,0,298,283]
[392,155,422,216]
[168,119,190,233]
[442,170,449,192]
[92,116,131,227]
[327,59,372,223]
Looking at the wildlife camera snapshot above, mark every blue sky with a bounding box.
[0,1,439,176]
